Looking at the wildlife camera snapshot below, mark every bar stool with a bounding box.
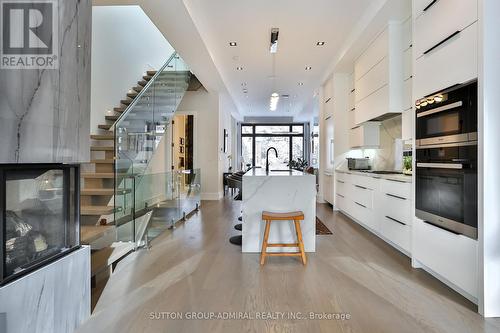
[260,211,307,265]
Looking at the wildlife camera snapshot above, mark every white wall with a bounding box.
[91,6,175,133]
[177,90,220,200]
[478,0,500,318]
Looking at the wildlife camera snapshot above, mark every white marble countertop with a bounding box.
[244,168,310,177]
[335,169,413,183]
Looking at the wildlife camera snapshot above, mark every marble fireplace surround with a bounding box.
[0,0,91,164]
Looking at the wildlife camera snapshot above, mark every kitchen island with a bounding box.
[242,168,316,253]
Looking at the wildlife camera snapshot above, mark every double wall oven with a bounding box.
[415,80,478,239]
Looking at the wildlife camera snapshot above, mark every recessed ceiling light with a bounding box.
[229,42,237,46]
[305,66,312,70]
[236,66,243,71]
[298,82,304,86]
[241,82,247,86]
[316,41,325,46]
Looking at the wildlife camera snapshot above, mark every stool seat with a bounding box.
[262,211,304,221]
[260,210,307,265]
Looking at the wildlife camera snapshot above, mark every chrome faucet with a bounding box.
[266,147,278,172]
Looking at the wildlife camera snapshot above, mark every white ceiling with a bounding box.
[183,0,377,119]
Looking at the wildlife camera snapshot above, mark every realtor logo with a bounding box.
[1,0,58,69]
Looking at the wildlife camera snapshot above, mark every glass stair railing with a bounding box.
[111,52,196,245]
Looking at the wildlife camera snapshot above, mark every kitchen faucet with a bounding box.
[266,147,278,172]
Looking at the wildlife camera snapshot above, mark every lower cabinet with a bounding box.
[334,171,478,300]
[413,218,478,299]
[335,172,412,255]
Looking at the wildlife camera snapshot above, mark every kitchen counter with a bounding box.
[242,169,316,253]
[335,169,413,183]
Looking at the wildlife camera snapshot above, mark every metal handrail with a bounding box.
[109,51,178,131]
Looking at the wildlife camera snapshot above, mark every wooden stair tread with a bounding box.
[127,92,138,98]
[142,75,152,81]
[98,124,111,130]
[91,242,135,276]
[133,86,143,92]
[138,80,148,87]
[81,188,114,196]
[105,115,119,121]
[90,146,114,151]
[120,99,132,105]
[91,159,115,164]
[146,70,157,76]
[81,188,131,196]
[114,107,126,112]
[81,205,115,215]
[81,225,114,244]
[82,172,114,178]
[82,172,132,179]
[91,134,114,140]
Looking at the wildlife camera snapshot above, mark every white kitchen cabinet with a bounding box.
[355,58,389,103]
[349,122,380,149]
[413,218,478,299]
[348,110,356,129]
[355,29,389,81]
[323,172,334,204]
[401,16,412,51]
[323,77,334,103]
[414,22,478,99]
[414,0,477,58]
[403,48,412,80]
[402,107,413,141]
[354,21,406,124]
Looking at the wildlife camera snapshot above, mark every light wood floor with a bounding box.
[77,199,500,333]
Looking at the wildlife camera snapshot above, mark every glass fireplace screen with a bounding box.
[1,164,80,285]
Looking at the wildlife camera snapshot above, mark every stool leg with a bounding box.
[260,220,271,265]
[294,220,307,265]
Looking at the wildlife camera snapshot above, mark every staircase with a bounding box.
[80,54,192,308]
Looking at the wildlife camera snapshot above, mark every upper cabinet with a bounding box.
[323,76,334,119]
[353,22,405,126]
[401,16,413,141]
[413,0,478,99]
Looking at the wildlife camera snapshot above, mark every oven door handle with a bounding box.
[416,163,463,169]
[416,101,463,118]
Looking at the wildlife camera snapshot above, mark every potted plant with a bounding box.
[287,158,309,171]
[403,155,412,175]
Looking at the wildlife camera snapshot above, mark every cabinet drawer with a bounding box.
[351,184,374,209]
[355,84,389,124]
[380,178,411,199]
[351,174,379,190]
[380,216,411,253]
[414,22,478,99]
[381,193,412,226]
[414,0,477,58]
[355,28,388,81]
[335,193,346,211]
[349,200,378,232]
[413,218,478,298]
[336,179,348,197]
[335,171,350,183]
[355,57,389,103]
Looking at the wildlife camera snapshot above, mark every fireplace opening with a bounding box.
[0,164,80,285]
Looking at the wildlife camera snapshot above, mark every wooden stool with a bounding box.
[260,211,307,265]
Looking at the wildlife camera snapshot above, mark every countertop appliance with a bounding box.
[415,135,478,239]
[347,158,371,170]
[416,80,477,147]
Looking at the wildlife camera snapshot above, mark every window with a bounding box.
[240,124,305,168]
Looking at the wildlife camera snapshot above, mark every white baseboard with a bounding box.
[201,192,223,200]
